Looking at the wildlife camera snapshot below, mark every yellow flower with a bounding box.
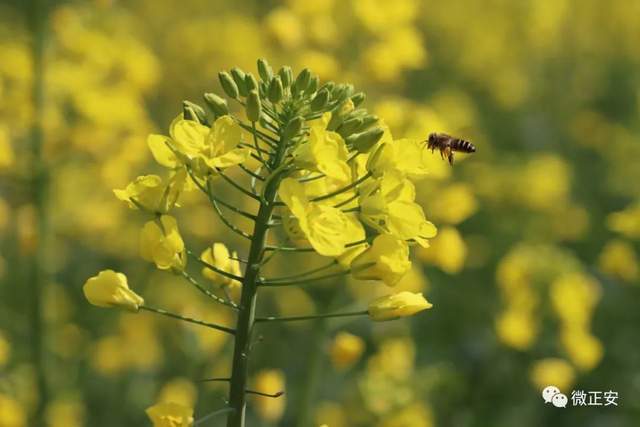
[157,378,198,408]
[82,270,144,312]
[0,126,15,169]
[367,136,431,179]
[253,369,286,422]
[140,215,186,270]
[495,308,537,350]
[0,330,9,367]
[598,239,639,282]
[0,393,26,427]
[351,234,411,286]
[279,178,365,257]
[146,402,194,427]
[293,125,351,184]
[330,332,365,370]
[606,203,640,239]
[148,115,251,173]
[530,358,576,392]
[428,184,478,225]
[368,291,432,321]
[113,171,187,213]
[549,272,600,329]
[359,173,436,247]
[417,226,467,274]
[560,327,603,371]
[200,243,242,289]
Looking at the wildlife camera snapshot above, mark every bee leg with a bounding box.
[448,152,454,165]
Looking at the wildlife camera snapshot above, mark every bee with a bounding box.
[425,132,476,165]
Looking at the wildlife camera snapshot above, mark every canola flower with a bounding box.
[82,59,440,427]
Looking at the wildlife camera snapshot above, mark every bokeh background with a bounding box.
[1,0,640,426]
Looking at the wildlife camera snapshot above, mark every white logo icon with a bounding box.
[542,385,561,404]
[552,393,568,408]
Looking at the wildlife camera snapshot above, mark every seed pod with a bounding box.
[230,67,248,96]
[305,75,319,95]
[183,100,207,124]
[351,92,366,107]
[293,68,311,94]
[203,93,229,117]
[283,116,304,140]
[310,89,329,111]
[218,71,239,99]
[246,90,261,122]
[337,117,363,137]
[245,73,259,92]
[278,66,293,88]
[257,58,273,82]
[268,76,284,103]
[346,127,384,153]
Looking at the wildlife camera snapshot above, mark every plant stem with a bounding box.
[255,310,368,323]
[140,306,236,334]
[226,125,289,427]
[28,0,48,425]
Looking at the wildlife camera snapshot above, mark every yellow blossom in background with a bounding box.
[561,327,603,371]
[315,401,346,427]
[157,378,198,408]
[377,402,434,427]
[495,309,538,350]
[146,402,194,427]
[83,270,144,311]
[417,226,467,274]
[0,394,26,427]
[598,239,639,282]
[607,203,640,239]
[200,243,242,289]
[45,397,85,427]
[0,330,10,367]
[352,234,411,286]
[368,292,432,321]
[0,126,15,169]
[549,272,600,329]
[530,358,576,392]
[140,215,186,270]
[330,332,365,370]
[252,369,286,423]
[428,184,478,225]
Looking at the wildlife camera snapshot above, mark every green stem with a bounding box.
[226,123,290,427]
[255,310,368,323]
[28,0,48,425]
[139,306,236,334]
[179,271,239,310]
[259,269,352,287]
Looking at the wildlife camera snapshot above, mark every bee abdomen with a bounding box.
[451,138,476,153]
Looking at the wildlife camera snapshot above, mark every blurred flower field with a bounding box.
[1,0,639,426]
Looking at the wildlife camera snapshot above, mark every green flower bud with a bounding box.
[203,93,229,117]
[245,72,259,92]
[358,114,379,131]
[346,127,384,153]
[246,90,262,122]
[305,75,319,95]
[365,142,386,177]
[268,76,284,103]
[351,92,366,107]
[337,117,363,137]
[293,68,311,94]
[218,71,239,99]
[310,89,329,111]
[257,58,273,82]
[183,100,208,124]
[283,116,304,140]
[278,66,293,88]
[327,109,345,131]
[230,67,248,96]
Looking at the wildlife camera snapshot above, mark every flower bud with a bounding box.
[245,72,259,92]
[278,66,293,88]
[182,100,207,124]
[268,76,284,103]
[293,68,311,94]
[246,90,262,122]
[203,93,229,117]
[351,92,366,107]
[257,58,273,82]
[346,127,384,153]
[83,270,144,312]
[283,116,304,140]
[218,71,239,99]
[365,142,386,177]
[305,75,319,95]
[368,292,433,321]
[230,67,248,96]
[310,89,329,111]
[358,114,379,131]
[337,117,363,137]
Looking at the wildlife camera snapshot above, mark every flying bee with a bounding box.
[425,132,476,165]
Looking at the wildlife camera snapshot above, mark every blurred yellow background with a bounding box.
[1,0,639,426]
